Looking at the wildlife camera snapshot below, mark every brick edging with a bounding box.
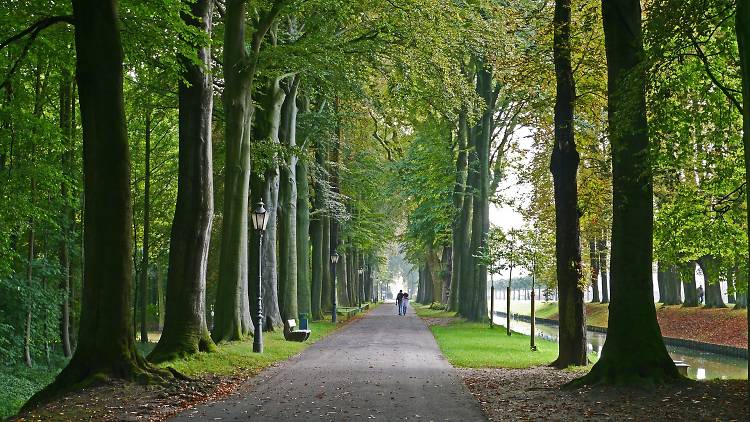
[494,311,748,359]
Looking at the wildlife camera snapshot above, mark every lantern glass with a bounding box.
[330,252,339,264]
[252,201,268,231]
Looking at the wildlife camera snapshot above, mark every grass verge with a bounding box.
[416,304,596,370]
[159,320,337,377]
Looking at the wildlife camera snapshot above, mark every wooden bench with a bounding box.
[284,319,311,342]
[673,360,690,377]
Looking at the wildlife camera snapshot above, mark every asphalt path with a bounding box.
[171,302,486,421]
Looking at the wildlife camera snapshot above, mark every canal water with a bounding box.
[492,313,748,380]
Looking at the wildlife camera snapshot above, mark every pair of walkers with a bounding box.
[396,290,409,315]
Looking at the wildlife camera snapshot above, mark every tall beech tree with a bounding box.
[27,0,168,405]
[296,97,312,318]
[736,0,750,355]
[278,76,300,322]
[149,0,216,363]
[212,0,285,343]
[465,64,492,322]
[550,0,586,368]
[574,0,678,384]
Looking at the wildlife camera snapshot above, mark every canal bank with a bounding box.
[494,311,748,380]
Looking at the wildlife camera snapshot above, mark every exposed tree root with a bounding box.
[21,354,173,414]
[564,357,688,389]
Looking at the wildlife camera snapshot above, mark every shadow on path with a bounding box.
[170,303,486,421]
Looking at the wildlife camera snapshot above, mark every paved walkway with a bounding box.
[171,303,486,421]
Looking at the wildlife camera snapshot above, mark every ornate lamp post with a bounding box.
[251,201,269,353]
[358,268,364,307]
[330,251,339,323]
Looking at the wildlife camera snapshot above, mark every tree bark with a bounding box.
[735,0,750,356]
[297,141,311,318]
[58,69,74,359]
[551,0,586,368]
[139,109,151,343]
[657,263,668,303]
[573,0,679,384]
[697,256,726,308]
[598,236,609,303]
[278,76,299,321]
[212,0,283,343]
[26,0,168,407]
[680,262,699,307]
[427,249,442,305]
[212,0,253,343]
[463,63,491,322]
[449,109,469,311]
[589,240,600,302]
[321,215,332,311]
[149,0,216,363]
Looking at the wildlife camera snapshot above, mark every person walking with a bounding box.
[401,292,409,316]
[396,290,404,315]
[697,285,704,304]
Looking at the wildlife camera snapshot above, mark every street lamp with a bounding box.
[252,201,269,353]
[330,251,339,323]
[357,268,365,307]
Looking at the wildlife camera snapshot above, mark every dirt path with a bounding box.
[170,303,486,421]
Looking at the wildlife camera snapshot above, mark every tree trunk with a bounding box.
[338,249,350,307]
[149,0,216,362]
[427,250,442,305]
[58,69,74,359]
[669,266,682,305]
[297,145,312,318]
[423,262,434,304]
[321,216,332,311]
[726,269,736,304]
[589,240,600,303]
[212,0,282,343]
[24,220,34,368]
[657,263,668,303]
[681,262,699,307]
[442,246,451,305]
[598,236,609,303]
[417,265,425,303]
[464,63,491,322]
[212,0,253,343]
[26,0,168,406]
[278,76,299,322]
[574,0,679,384]
[449,109,469,311]
[551,0,586,368]
[139,110,151,343]
[735,0,750,356]
[698,256,726,308]
[310,202,323,320]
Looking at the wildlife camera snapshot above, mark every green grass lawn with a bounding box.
[430,321,560,368]
[160,320,337,377]
[416,303,596,370]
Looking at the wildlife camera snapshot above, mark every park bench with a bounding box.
[284,319,311,342]
[673,360,690,377]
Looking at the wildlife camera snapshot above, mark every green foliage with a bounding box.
[393,120,456,261]
[0,260,62,363]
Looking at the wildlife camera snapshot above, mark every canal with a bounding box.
[492,313,748,380]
